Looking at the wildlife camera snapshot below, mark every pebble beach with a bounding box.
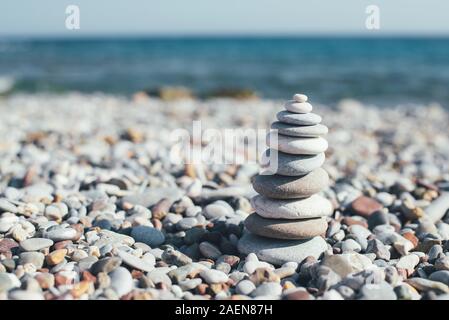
[1,92,449,300]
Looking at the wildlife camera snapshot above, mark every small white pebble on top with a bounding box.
[293,93,308,102]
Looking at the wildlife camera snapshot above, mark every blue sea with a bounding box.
[1,36,449,105]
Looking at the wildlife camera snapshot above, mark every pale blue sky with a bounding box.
[1,0,448,37]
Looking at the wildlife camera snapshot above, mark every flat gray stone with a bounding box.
[20,238,54,251]
[117,250,155,272]
[360,282,397,300]
[236,279,256,295]
[244,214,327,239]
[267,133,328,155]
[0,198,18,213]
[251,282,282,297]
[252,168,329,199]
[251,194,333,219]
[238,233,328,266]
[199,269,229,284]
[271,122,328,137]
[43,228,78,242]
[321,253,372,278]
[426,192,449,223]
[276,111,321,126]
[284,101,313,113]
[0,273,20,292]
[90,257,122,275]
[122,187,183,208]
[262,149,325,176]
[18,252,45,268]
[8,290,44,300]
[429,270,449,286]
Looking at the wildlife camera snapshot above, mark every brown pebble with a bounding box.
[185,164,196,178]
[210,283,224,294]
[402,232,419,248]
[341,216,369,228]
[131,270,144,279]
[46,249,67,266]
[351,196,383,218]
[71,280,91,298]
[55,274,72,286]
[220,255,240,267]
[196,283,208,295]
[230,295,247,300]
[284,290,312,300]
[0,238,19,253]
[82,270,97,283]
[71,224,84,240]
[152,198,172,220]
[124,128,144,143]
[396,268,408,280]
[53,240,73,250]
[250,268,280,285]
[35,273,55,289]
[151,218,163,230]
[79,217,92,227]
[133,292,153,300]
[283,281,296,290]
[44,292,56,300]
[121,292,135,300]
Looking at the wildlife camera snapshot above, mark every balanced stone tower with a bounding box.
[238,93,332,265]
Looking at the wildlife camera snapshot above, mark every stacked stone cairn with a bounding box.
[238,93,333,265]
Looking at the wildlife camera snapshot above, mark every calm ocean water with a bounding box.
[1,37,449,105]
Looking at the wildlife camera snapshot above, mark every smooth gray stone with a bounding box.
[0,198,18,213]
[429,271,449,286]
[276,111,321,126]
[199,269,229,284]
[19,238,54,251]
[117,250,155,272]
[267,133,328,155]
[8,290,44,300]
[252,168,329,199]
[262,149,325,176]
[109,267,133,297]
[236,279,256,295]
[43,228,78,242]
[359,282,397,300]
[405,278,449,293]
[251,282,282,297]
[90,257,122,275]
[122,188,183,208]
[244,214,327,240]
[251,194,333,219]
[284,101,313,113]
[130,226,165,247]
[321,253,372,278]
[0,273,20,292]
[237,233,328,266]
[203,201,234,219]
[426,192,449,223]
[271,122,328,137]
[18,252,45,268]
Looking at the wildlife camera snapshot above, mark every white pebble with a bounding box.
[293,93,308,102]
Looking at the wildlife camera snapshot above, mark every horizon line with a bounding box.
[2,32,449,41]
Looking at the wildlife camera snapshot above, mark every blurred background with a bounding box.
[1,0,449,105]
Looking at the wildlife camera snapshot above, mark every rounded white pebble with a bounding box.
[293,93,308,102]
